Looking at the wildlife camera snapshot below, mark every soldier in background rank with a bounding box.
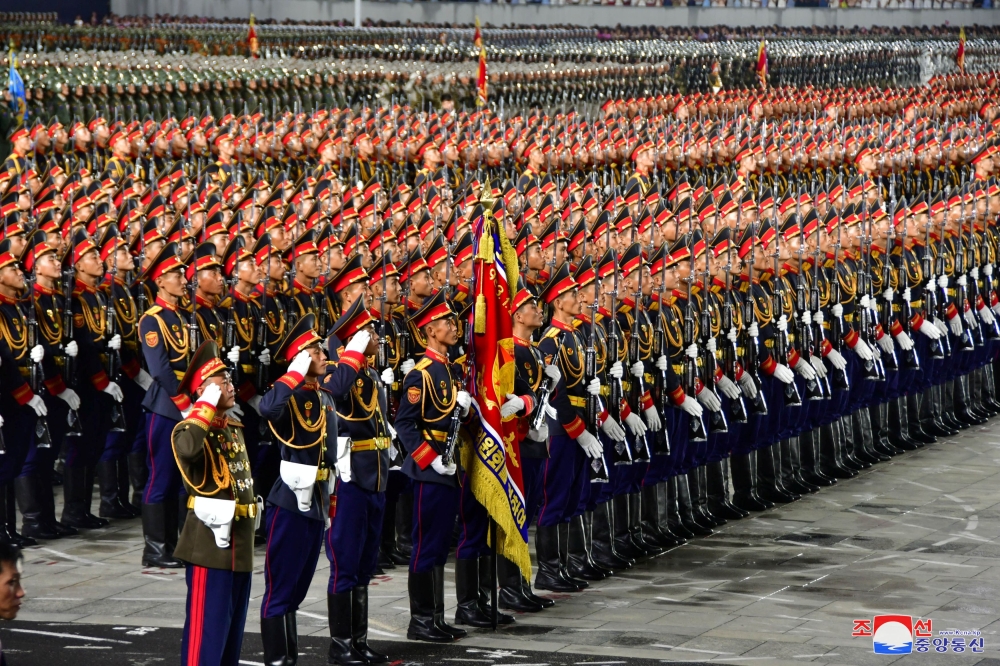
[286,229,323,333]
[190,243,226,348]
[172,341,256,666]
[322,298,391,666]
[137,242,191,569]
[395,290,471,643]
[258,313,338,666]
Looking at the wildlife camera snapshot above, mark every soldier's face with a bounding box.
[156,269,187,299]
[114,247,135,272]
[36,252,61,281]
[198,267,224,297]
[238,259,260,286]
[515,300,544,329]
[75,249,104,279]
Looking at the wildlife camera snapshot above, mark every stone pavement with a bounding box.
[16,422,1000,666]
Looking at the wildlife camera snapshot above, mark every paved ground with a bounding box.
[13,421,1000,665]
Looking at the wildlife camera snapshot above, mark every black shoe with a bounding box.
[498,585,543,612]
[535,525,584,592]
[327,592,368,665]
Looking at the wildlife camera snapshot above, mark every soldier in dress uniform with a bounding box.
[394,289,471,643]
[137,241,191,568]
[257,313,342,666]
[286,229,323,332]
[322,298,391,666]
[189,243,226,348]
[172,341,257,666]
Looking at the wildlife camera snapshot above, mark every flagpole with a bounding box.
[490,519,498,631]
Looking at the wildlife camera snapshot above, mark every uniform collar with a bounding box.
[155,295,178,311]
[425,346,449,364]
[513,335,532,347]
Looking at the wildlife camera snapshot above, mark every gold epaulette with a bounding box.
[414,357,433,372]
[542,327,561,340]
[143,305,163,317]
[217,295,233,308]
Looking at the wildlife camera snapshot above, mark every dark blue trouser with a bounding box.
[19,396,67,478]
[326,480,385,594]
[261,504,324,618]
[143,411,182,504]
[101,376,145,462]
[521,455,545,529]
[181,564,252,666]
[536,434,587,527]
[456,469,489,560]
[409,480,459,573]
[0,404,34,485]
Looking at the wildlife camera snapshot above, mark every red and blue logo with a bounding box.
[873,615,913,654]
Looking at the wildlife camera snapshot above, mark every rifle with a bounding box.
[701,207,729,433]
[256,233,273,447]
[651,244,673,454]
[893,186,920,371]
[683,211,708,442]
[742,213,768,417]
[772,203,802,406]
[26,259,52,450]
[858,197,884,381]
[956,184,976,351]
[722,214,748,424]
[606,202,631,464]
[794,192,823,402]
[105,233,127,432]
[921,196,946,360]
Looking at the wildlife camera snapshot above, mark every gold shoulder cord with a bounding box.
[35,301,62,344]
[559,331,584,389]
[339,371,380,421]
[234,304,253,347]
[155,313,190,360]
[421,366,456,423]
[171,424,232,495]
[0,310,27,357]
[269,388,327,458]
[78,295,107,341]
[115,291,136,328]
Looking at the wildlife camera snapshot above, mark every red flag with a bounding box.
[248,14,259,59]
[756,39,768,90]
[464,181,530,578]
[957,26,967,74]
[476,18,487,107]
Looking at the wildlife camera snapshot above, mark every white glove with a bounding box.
[706,337,717,353]
[601,416,627,442]
[107,333,121,351]
[928,276,937,291]
[30,344,44,364]
[644,405,662,432]
[57,388,81,411]
[801,310,812,326]
[876,333,895,354]
[964,305,978,328]
[528,423,549,441]
[860,294,871,310]
[939,275,949,289]
[227,403,244,420]
[430,455,457,476]
[401,358,416,375]
[456,390,471,416]
[979,303,996,325]
[971,266,980,280]
[655,355,668,371]
[227,345,241,365]
[381,367,395,385]
[576,430,603,458]
[777,315,788,333]
[793,357,817,380]
[949,310,965,337]
[64,340,78,358]
[883,288,895,303]
[748,321,760,338]
[934,317,949,337]
[0,415,3,427]
[832,303,844,318]
[772,362,796,384]
[696,386,722,411]
[586,377,601,396]
[717,374,742,400]
[902,288,912,302]
[985,264,994,276]
[543,363,561,383]
[624,411,648,437]
[346,330,371,355]
[737,373,758,399]
[825,348,847,370]
[608,361,624,379]
[501,393,524,418]
[335,436,352,482]
[809,355,828,378]
[289,350,312,377]
[134,368,153,391]
[686,343,698,358]
[198,382,222,408]
[918,319,943,339]
[727,327,738,342]
[258,348,271,366]
[958,274,968,287]
[27,394,47,417]
[992,300,1000,317]
[180,405,193,419]
[852,337,874,361]
[813,310,824,325]
[103,381,124,402]
[247,394,262,415]
[894,330,914,351]
[544,402,557,419]
[630,361,644,378]
[679,394,703,417]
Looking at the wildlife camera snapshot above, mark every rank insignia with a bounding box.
[407,386,421,404]
[145,331,159,347]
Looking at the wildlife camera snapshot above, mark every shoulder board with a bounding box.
[452,354,467,367]
[217,296,233,308]
[414,357,433,372]
[227,418,244,429]
[144,305,163,316]
[542,327,561,340]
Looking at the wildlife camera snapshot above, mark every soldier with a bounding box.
[394,289,471,643]
[172,341,256,666]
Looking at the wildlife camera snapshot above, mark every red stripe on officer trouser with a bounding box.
[537,457,552,525]
[187,565,207,665]
[262,508,280,617]
[412,484,424,571]
[143,415,157,504]
[327,519,340,593]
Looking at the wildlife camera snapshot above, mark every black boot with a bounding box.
[834,418,865,471]
[888,397,922,450]
[61,466,106,529]
[853,410,890,463]
[628,492,666,554]
[566,514,608,580]
[115,458,141,518]
[455,558,494,627]
[956,375,988,426]
[498,555,543,612]
[352,586,389,663]
[922,387,958,437]
[666,476,699,536]
[783,438,820,493]
[126,451,147,512]
[692,468,726,527]
[706,460,747,520]
[676,474,713,535]
[819,423,858,479]
[643,483,688,545]
[907,394,938,444]
[757,443,798,503]
[534,524,582,592]
[591,501,632,571]
[474,556,515,625]
[942,381,969,430]
[800,429,839,484]
[97,460,137,519]
[261,615,294,666]
[730,452,771,512]
[285,611,298,664]
[326,592,367,665]
[5,484,34,547]
[611,495,647,557]
[870,403,905,455]
[557,522,589,588]
[140,503,183,568]
[14,476,58,540]
[433,565,467,638]
[406,570,454,642]
[394,493,413,564]
[377,499,397,570]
